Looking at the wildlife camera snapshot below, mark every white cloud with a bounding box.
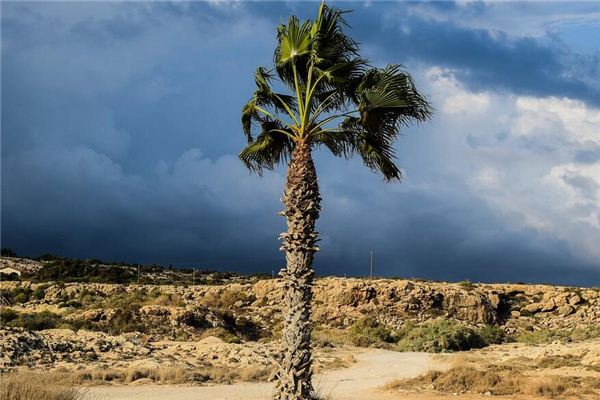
[422,66,600,263]
[514,97,600,144]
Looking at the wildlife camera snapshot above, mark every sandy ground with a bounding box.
[88,350,442,400]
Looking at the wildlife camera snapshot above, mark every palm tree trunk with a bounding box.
[274,139,321,400]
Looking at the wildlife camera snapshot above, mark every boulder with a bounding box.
[524,303,543,313]
[557,305,575,317]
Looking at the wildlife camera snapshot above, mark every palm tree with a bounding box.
[239,3,431,399]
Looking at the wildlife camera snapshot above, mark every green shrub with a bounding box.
[397,320,489,352]
[516,326,600,344]
[457,280,475,291]
[33,285,50,300]
[477,324,507,345]
[30,260,136,284]
[10,287,33,304]
[348,317,397,347]
[105,305,145,335]
[0,308,19,323]
[7,311,62,330]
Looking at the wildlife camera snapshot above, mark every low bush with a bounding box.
[457,280,475,291]
[348,317,397,348]
[5,287,33,304]
[5,310,63,330]
[105,305,145,335]
[0,308,19,323]
[516,326,600,345]
[476,324,506,345]
[516,329,563,344]
[29,260,136,284]
[33,285,50,300]
[397,320,501,352]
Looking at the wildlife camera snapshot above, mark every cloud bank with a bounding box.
[2,1,599,285]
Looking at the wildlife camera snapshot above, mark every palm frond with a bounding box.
[274,16,314,87]
[239,119,295,174]
[356,65,432,136]
[241,99,260,143]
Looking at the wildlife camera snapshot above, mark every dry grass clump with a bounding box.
[385,362,597,397]
[537,354,582,369]
[71,364,274,385]
[0,372,88,400]
[149,293,184,307]
[200,288,256,310]
[238,365,274,382]
[523,376,580,397]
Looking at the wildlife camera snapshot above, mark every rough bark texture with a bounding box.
[274,140,321,400]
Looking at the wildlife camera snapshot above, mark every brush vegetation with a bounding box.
[385,362,600,397]
[316,318,506,352]
[0,372,89,400]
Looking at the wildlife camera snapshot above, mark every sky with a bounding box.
[2,1,600,286]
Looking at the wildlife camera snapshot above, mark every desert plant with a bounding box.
[8,287,33,304]
[348,317,397,347]
[397,320,493,352]
[457,280,475,291]
[0,371,87,400]
[5,310,62,330]
[0,308,19,323]
[239,2,431,397]
[386,364,589,397]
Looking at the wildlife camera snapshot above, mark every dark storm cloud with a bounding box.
[214,1,600,106]
[1,1,599,285]
[350,6,600,106]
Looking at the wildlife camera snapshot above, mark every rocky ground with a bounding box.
[1,256,599,398]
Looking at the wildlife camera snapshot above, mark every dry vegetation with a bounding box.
[2,364,275,390]
[385,356,600,398]
[0,372,89,400]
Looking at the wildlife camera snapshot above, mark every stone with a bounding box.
[524,303,543,313]
[557,305,574,317]
[487,293,501,309]
[541,299,557,312]
[568,294,582,306]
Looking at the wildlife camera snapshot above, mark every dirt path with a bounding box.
[88,350,440,400]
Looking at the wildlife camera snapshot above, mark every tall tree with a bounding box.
[239,3,431,399]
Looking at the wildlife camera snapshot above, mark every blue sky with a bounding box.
[2,1,600,285]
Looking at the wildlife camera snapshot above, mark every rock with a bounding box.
[568,294,582,306]
[557,305,575,317]
[511,310,521,317]
[554,293,573,307]
[487,293,501,309]
[541,299,557,312]
[524,303,543,313]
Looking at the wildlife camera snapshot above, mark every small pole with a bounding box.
[271,270,275,279]
[370,250,373,278]
[137,265,140,282]
[192,267,196,285]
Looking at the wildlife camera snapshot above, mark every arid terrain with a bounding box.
[1,256,599,399]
